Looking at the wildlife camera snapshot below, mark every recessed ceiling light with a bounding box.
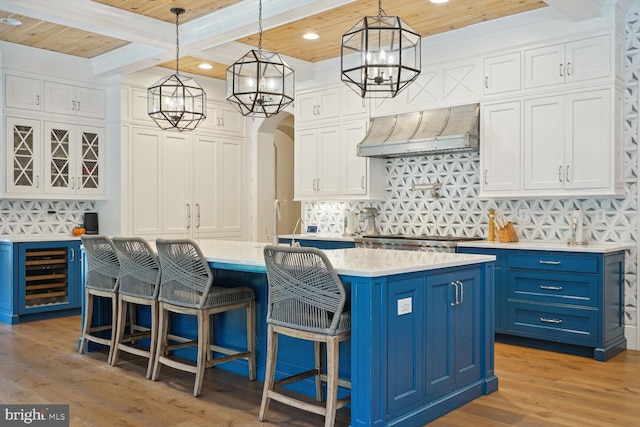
[303,32,319,40]
[198,63,213,70]
[430,0,449,3]
[0,17,23,26]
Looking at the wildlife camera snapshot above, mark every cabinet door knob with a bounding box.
[558,165,563,182]
[72,100,76,111]
[484,169,488,185]
[540,285,563,291]
[566,62,571,76]
[70,248,75,263]
[559,63,564,77]
[186,204,191,229]
[317,105,321,116]
[77,101,80,111]
[361,176,365,189]
[484,76,489,89]
[565,165,570,182]
[36,95,40,106]
[196,203,201,228]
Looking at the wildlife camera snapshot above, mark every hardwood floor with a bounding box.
[1,315,639,426]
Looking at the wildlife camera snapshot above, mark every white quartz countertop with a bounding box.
[0,235,81,243]
[196,239,495,278]
[278,233,356,242]
[457,240,634,253]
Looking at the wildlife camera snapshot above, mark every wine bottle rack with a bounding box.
[24,247,70,307]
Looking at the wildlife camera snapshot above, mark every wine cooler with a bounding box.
[24,246,72,307]
[0,240,83,323]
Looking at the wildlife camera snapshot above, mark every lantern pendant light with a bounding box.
[226,0,294,118]
[341,0,421,98]
[147,7,207,132]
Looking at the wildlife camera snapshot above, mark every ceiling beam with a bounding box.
[88,0,353,78]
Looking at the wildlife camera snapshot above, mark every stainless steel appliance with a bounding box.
[359,207,379,235]
[354,234,483,253]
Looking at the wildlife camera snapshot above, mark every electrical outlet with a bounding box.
[517,209,529,224]
[595,209,606,223]
[397,297,412,316]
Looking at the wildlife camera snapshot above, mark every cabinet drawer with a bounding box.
[508,252,598,274]
[507,271,598,307]
[507,302,598,346]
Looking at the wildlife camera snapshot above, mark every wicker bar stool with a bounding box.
[151,239,256,397]
[110,237,161,379]
[79,235,120,364]
[259,245,351,427]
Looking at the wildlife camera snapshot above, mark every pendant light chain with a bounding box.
[175,10,180,75]
[378,0,385,17]
[258,0,263,52]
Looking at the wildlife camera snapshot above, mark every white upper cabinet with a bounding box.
[130,88,151,122]
[523,89,611,193]
[524,35,610,89]
[294,126,341,199]
[296,87,341,124]
[340,119,386,199]
[372,57,481,116]
[201,102,245,135]
[480,101,522,194]
[43,122,104,196]
[3,117,104,199]
[4,117,43,196]
[5,75,42,111]
[341,87,369,118]
[483,52,521,95]
[43,81,105,119]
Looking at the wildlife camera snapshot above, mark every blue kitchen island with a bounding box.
[85,240,497,426]
[197,240,497,427]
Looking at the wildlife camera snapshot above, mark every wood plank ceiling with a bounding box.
[0,0,547,80]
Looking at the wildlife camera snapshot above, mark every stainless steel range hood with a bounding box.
[357,103,480,158]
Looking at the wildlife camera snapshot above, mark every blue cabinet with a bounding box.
[0,240,82,324]
[278,238,355,249]
[384,266,488,422]
[458,247,506,333]
[459,246,626,361]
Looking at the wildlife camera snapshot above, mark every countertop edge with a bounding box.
[457,240,634,253]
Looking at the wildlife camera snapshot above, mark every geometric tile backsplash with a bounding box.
[305,12,640,327]
[0,200,95,236]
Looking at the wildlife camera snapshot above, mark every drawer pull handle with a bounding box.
[540,317,562,324]
[539,260,561,265]
[540,285,563,291]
